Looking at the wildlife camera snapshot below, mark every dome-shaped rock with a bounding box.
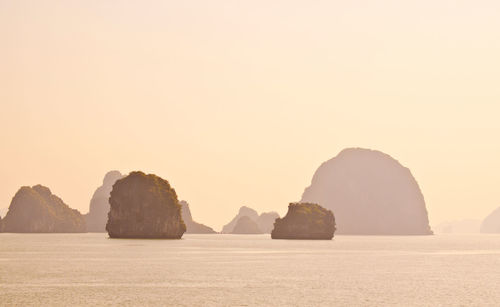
[106,171,186,239]
[301,148,432,235]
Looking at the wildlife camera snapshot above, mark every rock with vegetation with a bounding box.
[271,203,335,240]
[222,206,279,234]
[85,171,124,232]
[106,171,186,239]
[302,148,433,235]
[480,207,500,233]
[180,200,216,234]
[231,216,262,234]
[1,185,86,233]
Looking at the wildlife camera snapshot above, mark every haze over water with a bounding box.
[2,1,500,228]
[1,234,499,306]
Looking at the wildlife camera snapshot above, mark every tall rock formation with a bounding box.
[85,171,124,232]
[1,185,86,233]
[480,207,500,233]
[271,203,335,240]
[106,171,186,239]
[221,206,279,234]
[301,148,432,235]
[180,200,216,234]
[231,216,262,234]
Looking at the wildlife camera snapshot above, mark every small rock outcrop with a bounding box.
[85,171,124,232]
[1,185,86,233]
[222,206,279,234]
[480,207,500,233]
[106,171,186,239]
[180,200,216,234]
[231,216,262,234]
[271,203,335,240]
[302,148,433,235]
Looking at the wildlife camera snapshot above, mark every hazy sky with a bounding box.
[1,1,499,230]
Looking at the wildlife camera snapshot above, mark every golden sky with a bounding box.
[1,1,499,230]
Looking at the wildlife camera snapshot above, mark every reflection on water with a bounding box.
[0,233,499,306]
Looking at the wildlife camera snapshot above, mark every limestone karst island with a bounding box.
[1,185,86,233]
[0,148,440,238]
[106,171,186,239]
[272,203,336,240]
[302,148,433,235]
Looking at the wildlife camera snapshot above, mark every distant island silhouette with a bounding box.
[85,171,124,232]
[480,207,500,233]
[1,185,86,233]
[231,216,262,234]
[222,206,279,234]
[180,200,216,234]
[271,203,335,240]
[106,171,186,239]
[301,148,433,235]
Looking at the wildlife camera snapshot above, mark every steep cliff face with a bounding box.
[1,185,86,233]
[106,171,186,239]
[302,148,432,235]
[271,203,335,240]
[480,207,500,233]
[180,200,216,234]
[222,206,279,234]
[231,216,262,234]
[85,171,124,232]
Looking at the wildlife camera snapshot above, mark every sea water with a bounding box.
[0,233,499,306]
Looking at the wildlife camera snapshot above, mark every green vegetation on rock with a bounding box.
[271,203,335,240]
[106,171,186,239]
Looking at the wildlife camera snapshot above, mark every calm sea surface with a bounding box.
[0,233,499,306]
